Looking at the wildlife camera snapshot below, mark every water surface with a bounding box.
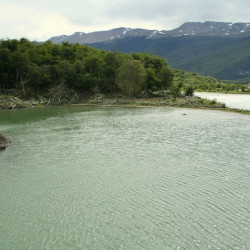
[0,106,250,249]
[195,92,250,110]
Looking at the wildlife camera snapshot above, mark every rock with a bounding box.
[0,134,11,150]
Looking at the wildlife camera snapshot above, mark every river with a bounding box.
[0,106,249,249]
[195,92,250,110]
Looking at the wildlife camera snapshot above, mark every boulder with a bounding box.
[0,134,11,150]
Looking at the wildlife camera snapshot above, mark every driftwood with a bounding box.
[94,96,103,101]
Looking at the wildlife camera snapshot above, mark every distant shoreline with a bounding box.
[72,99,250,115]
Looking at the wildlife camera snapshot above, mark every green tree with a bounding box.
[185,85,194,96]
[116,59,146,96]
[132,52,173,91]
[10,51,30,95]
[160,66,174,89]
[170,84,181,98]
[102,52,123,93]
[0,38,175,98]
[0,48,11,89]
[145,68,161,91]
[26,64,51,91]
[72,73,96,91]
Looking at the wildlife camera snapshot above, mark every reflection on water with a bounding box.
[0,106,250,249]
[195,92,250,110]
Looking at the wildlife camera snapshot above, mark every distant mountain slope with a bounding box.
[49,21,250,80]
[90,36,250,80]
[173,69,249,92]
[164,21,250,38]
[50,27,162,44]
[50,21,250,44]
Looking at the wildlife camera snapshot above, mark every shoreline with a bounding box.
[1,94,250,115]
[194,91,250,95]
[72,101,250,115]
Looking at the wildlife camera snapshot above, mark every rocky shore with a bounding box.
[1,94,250,115]
[77,96,250,114]
[0,134,11,150]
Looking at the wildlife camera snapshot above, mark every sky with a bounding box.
[0,0,250,41]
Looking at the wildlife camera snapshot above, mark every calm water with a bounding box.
[0,106,250,249]
[195,92,250,110]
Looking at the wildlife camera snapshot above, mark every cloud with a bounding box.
[32,14,88,41]
[103,0,250,29]
[0,1,87,40]
[0,0,249,40]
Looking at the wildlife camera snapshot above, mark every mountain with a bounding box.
[50,27,166,44]
[49,22,250,80]
[50,21,250,44]
[163,21,250,38]
[90,36,250,80]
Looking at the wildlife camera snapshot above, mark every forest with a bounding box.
[0,39,174,98]
[173,69,250,93]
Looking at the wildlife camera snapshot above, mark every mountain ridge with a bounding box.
[49,21,250,44]
[90,35,250,80]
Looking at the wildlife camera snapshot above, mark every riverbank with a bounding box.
[0,95,40,109]
[74,96,250,114]
[1,94,250,115]
[195,90,250,94]
[195,92,250,111]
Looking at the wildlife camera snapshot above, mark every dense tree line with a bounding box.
[0,39,174,97]
[173,69,250,94]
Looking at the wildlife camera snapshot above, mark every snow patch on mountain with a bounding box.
[150,31,158,37]
[49,21,250,44]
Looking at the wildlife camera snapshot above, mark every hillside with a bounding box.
[1,39,249,113]
[49,21,250,81]
[90,36,250,81]
[173,69,249,93]
[50,21,250,44]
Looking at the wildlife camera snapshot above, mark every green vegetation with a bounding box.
[0,38,249,115]
[91,36,250,80]
[0,39,173,100]
[173,69,250,93]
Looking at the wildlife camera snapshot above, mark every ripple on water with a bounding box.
[0,106,250,249]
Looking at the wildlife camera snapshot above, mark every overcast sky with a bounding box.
[0,0,250,41]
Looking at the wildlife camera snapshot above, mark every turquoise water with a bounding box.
[0,106,250,249]
[195,92,250,110]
